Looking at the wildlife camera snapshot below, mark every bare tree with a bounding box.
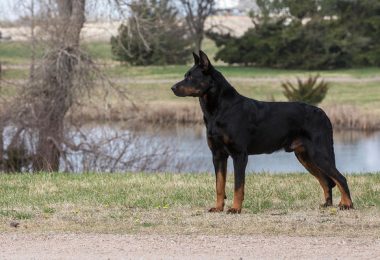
[35,0,84,171]
[0,0,176,173]
[2,0,88,172]
[178,0,216,51]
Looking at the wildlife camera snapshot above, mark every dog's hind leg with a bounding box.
[298,138,353,209]
[314,157,353,209]
[209,151,228,212]
[294,148,335,207]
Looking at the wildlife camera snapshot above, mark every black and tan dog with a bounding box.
[171,51,353,213]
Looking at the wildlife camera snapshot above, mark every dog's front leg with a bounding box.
[209,152,228,212]
[228,153,248,214]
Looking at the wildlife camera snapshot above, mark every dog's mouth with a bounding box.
[171,85,201,97]
[172,89,187,97]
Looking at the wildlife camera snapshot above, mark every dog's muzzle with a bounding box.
[171,84,180,96]
[171,84,177,93]
[171,83,186,97]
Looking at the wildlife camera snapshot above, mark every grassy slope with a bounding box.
[2,40,380,122]
[1,173,379,236]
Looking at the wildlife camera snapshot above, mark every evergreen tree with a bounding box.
[208,0,380,69]
[111,0,191,65]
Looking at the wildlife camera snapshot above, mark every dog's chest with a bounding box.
[206,119,234,147]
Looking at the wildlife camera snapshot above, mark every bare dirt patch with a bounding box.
[1,233,379,259]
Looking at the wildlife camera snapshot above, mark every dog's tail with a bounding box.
[309,107,336,166]
[324,112,336,167]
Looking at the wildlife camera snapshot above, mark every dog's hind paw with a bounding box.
[226,208,241,214]
[208,207,223,213]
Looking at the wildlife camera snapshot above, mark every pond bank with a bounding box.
[72,102,380,131]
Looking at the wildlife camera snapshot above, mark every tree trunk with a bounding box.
[33,0,85,172]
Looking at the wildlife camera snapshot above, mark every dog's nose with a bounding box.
[171,85,177,92]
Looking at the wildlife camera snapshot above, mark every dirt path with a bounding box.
[1,233,379,259]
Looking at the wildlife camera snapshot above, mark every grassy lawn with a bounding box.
[2,40,380,78]
[0,42,43,65]
[103,65,380,79]
[116,80,380,115]
[0,173,379,236]
[1,40,380,126]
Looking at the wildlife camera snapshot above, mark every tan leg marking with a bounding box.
[331,177,353,209]
[296,151,333,206]
[209,159,227,213]
[215,169,226,211]
[227,184,244,214]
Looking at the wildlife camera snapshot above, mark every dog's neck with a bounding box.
[199,69,238,117]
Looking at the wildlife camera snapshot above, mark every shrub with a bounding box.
[281,75,329,106]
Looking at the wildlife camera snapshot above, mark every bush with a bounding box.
[111,0,191,65]
[281,75,329,106]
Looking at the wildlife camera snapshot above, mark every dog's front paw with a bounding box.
[320,201,333,208]
[226,208,241,214]
[208,207,223,213]
[339,202,354,210]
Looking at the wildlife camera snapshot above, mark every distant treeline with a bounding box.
[208,0,380,69]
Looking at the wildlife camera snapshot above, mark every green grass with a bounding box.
[4,62,380,81]
[104,64,380,79]
[2,40,380,78]
[0,42,44,65]
[105,65,191,78]
[82,41,114,61]
[117,80,380,113]
[0,173,379,235]
[1,67,29,79]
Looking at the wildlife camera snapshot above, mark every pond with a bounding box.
[128,125,380,174]
[7,123,374,173]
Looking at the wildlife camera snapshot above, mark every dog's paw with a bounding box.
[208,207,223,213]
[226,208,241,214]
[339,202,354,210]
[320,202,333,208]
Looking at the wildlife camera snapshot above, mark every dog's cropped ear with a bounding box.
[199,50,212,72]
[192,52,200,65]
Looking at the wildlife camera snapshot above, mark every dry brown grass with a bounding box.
[325,104,380,130]
[68,100,203,125]
[137,101,203,125]
[70,100,380,131]
[3,206,380,238]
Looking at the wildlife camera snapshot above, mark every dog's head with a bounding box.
[171,50,214,97]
